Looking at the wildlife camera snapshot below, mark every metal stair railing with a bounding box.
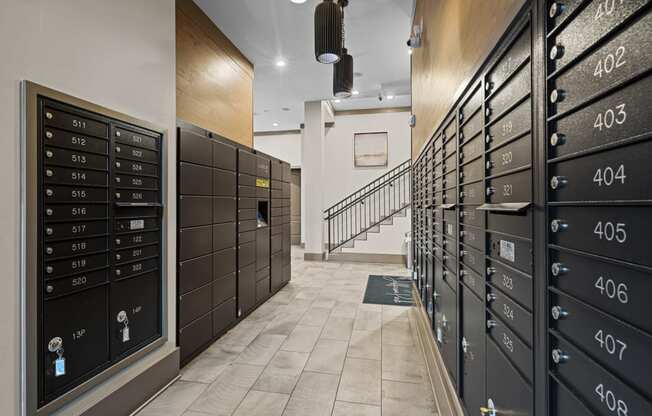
[324,159,412,253]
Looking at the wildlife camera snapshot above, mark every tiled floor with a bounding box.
[139,247,437,416]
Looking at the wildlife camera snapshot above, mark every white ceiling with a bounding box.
[195,0,414,132]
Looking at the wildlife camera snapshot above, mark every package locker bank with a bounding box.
[6,0,652,415]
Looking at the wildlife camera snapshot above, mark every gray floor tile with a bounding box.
[347,329,381,360]
[382,320,414,346]
[232,390,290,416]
[235,334,287,366]
[187,364,264,415]
[354,309,382,331]
[337,358,382,405]
[332,401,381,416]
[219,321,268,346]
[282,372,340,416]
[304,338,348,374]
[138,381,207,416]
[320,316,354,341]
[298,307,331,327]
[382,344,426,384]
[382,380,437,416]
[281,325,322,353]
[253,350,310,394]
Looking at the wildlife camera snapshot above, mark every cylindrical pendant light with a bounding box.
[314,0,343,64]
[333,48,353,98]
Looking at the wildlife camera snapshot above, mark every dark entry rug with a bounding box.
[363,275,415,306]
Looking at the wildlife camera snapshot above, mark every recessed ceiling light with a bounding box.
[276,59,286,67]
[272,122,279,127]
[290,0,307,3]
[334,99,341,103]
[387,95,395,100]
[282,107,291,111]
[352,90,359,95]
[408,49,413,55]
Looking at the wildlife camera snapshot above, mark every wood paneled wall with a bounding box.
[411,0,525,158]
[176,0,254,146]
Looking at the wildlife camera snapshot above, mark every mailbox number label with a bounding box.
[593,165,626,187]
[595,276,629,304]
[594,383,629,416]
[593,221,627,243]
[594,104,627,131]
[594,46,627,78]
[594,329,627,361]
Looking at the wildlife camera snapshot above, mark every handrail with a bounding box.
[324,159,411,218]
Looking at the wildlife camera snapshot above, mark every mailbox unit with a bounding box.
[411,2,652,415]
[176,121,291,365]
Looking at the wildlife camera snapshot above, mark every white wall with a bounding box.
[0,1,176,414]
[253,131,302,167]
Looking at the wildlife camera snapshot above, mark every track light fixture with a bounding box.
[314,0,343,64]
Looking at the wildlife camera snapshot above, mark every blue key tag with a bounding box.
[55,357,66,377]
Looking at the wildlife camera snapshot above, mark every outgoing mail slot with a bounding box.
[115,231,158,249]
[487,258,532,311]
[178,254,212,295]
[486,338,533,416]
[460,157,483,184]
[178,283,212,328]
[43,127,108,154]
[486,63,531,124]
[460,243,483,275]
[459,205,484,228]
[110,271,159,358]
[115,189,159,204]
[115,143,158,164]
[213,222,236,251]
[45,220,108,241]
[115,126,159,151]
[487,134,531,177]
[42,285,109,400]
[179,196,212,228]
[550,378,596,416]
[487,210,532,239]
[486,99,532,151]
[460,224,483,251]
[549,247,652,334]
[213,140,236,171]
[114,258,158,280]
[178,225,212,261]
[44,166,108,187]
[549,139,652,203]
[214,247,236,279]
[115,159,157,177]
[487,311,533,383]
[44,147,108,171]
[549,0,648,73]
[114,174,158,190]
[45,236,108,259]
[116,218,158,233]
[550,12,652,116]
[549,75,652,160]
[43,106,108,138]
[44,186,107,203]
[486,284,532,345]
[44,268,108,299]
[459,181,484,205]
[487,24,530,94]
[551,336,652,416]
[486,169,532,204]
[488,231,532,274]
[550,289,652,398]
[549,205,652,267]
[238,241,255,268]
[44,204,108,222]
[179,162,212,196]
[115,244,158,264]
[45,252,109,279]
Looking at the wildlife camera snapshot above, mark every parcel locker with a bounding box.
[461,286,485,416]
[25,82,165,412]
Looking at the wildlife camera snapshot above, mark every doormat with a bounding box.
[363,275,414,306]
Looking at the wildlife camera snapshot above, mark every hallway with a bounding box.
[139,247,436,416]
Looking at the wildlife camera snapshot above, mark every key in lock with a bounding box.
[48,337,66,377]
[117,310,131,343]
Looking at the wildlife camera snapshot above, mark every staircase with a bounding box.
[324,159,411,253]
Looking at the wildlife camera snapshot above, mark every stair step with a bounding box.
[342,240,355,248]
[355,232,367,241]
[381,218,393,226]
[368,225,381,233]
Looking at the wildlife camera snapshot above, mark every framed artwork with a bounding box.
[354,132,388,167]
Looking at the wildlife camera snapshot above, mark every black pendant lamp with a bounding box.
[333,0,352,97]
[314,0,343,64]
[333,48,353,98]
